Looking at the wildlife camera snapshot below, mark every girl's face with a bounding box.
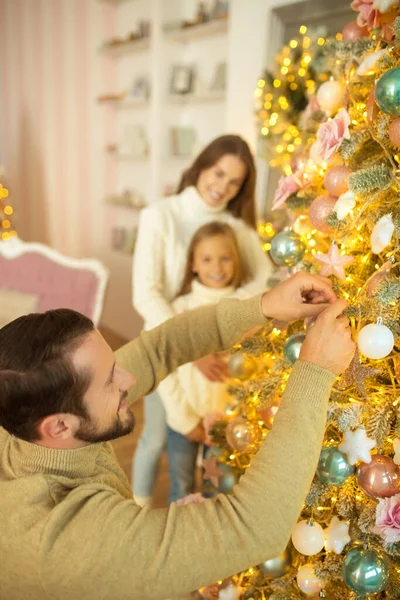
[192,234,237,289]
[196,154,247,208]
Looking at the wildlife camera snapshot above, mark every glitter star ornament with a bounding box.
[202,455,223,487]
[394,439,400,466]
[338,428,376,465]
[325,517,351,554]
[315,243,354,280]
[339,348,381,398]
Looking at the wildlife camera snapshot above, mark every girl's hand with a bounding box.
[193,354,229,382]
[186,422,206,443]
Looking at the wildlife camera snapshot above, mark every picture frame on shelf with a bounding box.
[210,62,227,92]
[129,76,150,102]
[170,65,194,95]
[210,0,230,19]
[111,227,138,254]
[119,124,149,158]
[169,127,197,157]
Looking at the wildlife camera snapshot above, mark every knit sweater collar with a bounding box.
[191,279,235,301]
[7,434,102,479]
[179,186,228,215]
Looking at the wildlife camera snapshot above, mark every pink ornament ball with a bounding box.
[357,455,400,500]
[388,118,400,147]
[324,166,351,196]
[309,195,337,234]
[342,20,368,41]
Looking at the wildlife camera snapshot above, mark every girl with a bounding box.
[132,134,272,507]
[158,222,248,503]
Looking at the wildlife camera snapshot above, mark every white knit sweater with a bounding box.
[132,186,273,330]
[158,280,249,434]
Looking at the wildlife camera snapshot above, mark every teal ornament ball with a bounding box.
[375,68,400,116]
[258,548,291,578]
[270,230,306,267]
[215,463,240,494]
[343,548,389,595]
[317,446,355,486]
[283,332,306,365]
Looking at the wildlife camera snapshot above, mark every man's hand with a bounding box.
[300,299,356,375]
[193,354,229,382]
[261,272,337,322]
[186,422,206,443]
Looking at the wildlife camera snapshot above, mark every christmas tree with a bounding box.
[201,4,400,599]
[0,174,16,240]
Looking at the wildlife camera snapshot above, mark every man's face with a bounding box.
[71,330,136,444]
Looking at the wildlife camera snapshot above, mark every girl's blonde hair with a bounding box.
[176,222,248,297]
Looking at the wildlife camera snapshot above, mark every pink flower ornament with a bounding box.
[315,108,351,161]
[373,493,400,543]
[272,170,309,211]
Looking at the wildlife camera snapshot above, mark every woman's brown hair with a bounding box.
[177,134,257,229]
[176,222,248,297]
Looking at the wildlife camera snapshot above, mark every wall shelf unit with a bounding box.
[164,18,228,43]
[101,37,150,57]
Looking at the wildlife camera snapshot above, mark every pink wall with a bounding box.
[0,0,144,337]
[0,0,116,258]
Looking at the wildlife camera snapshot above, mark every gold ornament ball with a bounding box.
[228,352,257,380]
[388,117,400,147]
[225,416,260,453]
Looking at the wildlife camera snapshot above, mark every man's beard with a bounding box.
[75,392,135,444]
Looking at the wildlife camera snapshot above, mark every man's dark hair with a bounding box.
[0,309,94,442]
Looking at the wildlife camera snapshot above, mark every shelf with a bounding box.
[165,19,228,43]
[107,152,149,161]
[167,91,226,105]
[101,37,150,57]
[98,0,136,4]
[99,98,150,109]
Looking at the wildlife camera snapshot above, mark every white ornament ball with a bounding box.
[371,214,394,254]
[296,564,323,595]
[291,520,325,556]
[358,322,394,359]
[317,80,346,116]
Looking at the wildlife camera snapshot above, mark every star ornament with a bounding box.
[315,243,354,281]
[202,455,223,487]
[338,348,381,398]
[325,517,351,555]
[394,438,400,466]
[338,427,376,465]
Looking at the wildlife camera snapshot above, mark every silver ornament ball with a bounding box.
[283,332,306,365]
[258,548,291,578]
[270,230,306,267]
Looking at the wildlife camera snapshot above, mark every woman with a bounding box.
[132,134,272,506]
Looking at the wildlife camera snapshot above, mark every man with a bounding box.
[0,272,355,600]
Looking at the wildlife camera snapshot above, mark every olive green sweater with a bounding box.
[0,295,335,600]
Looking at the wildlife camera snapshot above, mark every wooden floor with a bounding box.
[100,325,170,508]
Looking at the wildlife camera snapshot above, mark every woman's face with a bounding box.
[196,154,247,208]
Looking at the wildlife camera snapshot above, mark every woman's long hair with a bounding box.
[176,221,248,297]
[177,135,257,229]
